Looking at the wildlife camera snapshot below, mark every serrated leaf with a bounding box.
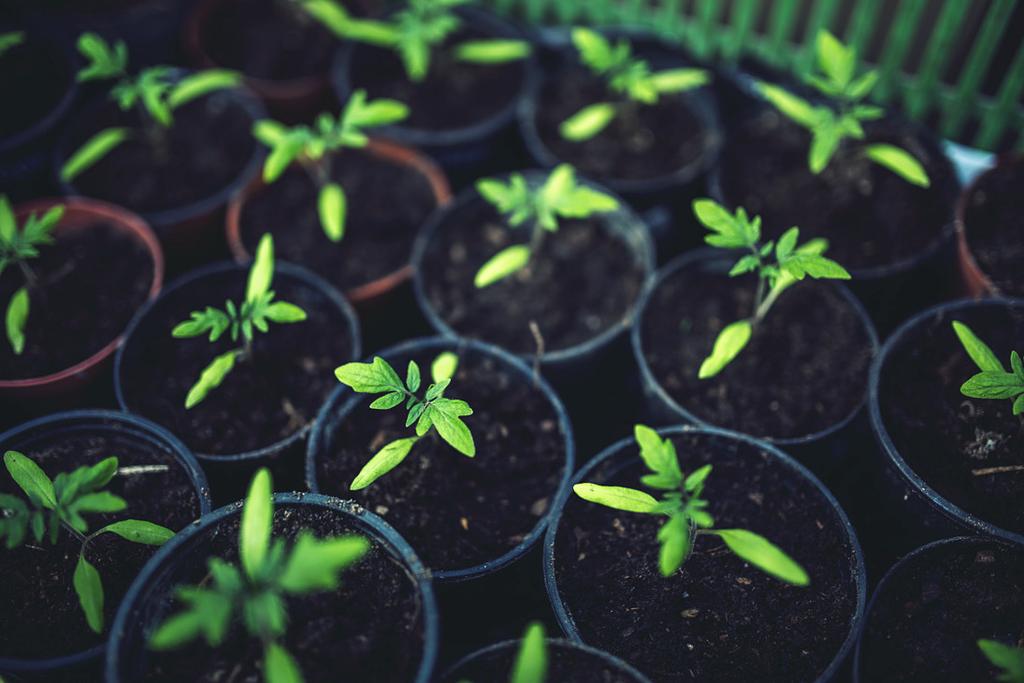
[335,356,405,394]
[559,102,616,141]
[240,468,273,580]
[864,144,930,187]
[74,554,104,633]
[698,320,752,379]
[573,483,659,513]
[430,403,475,457]
[351,437,419,490]
[715,528,809,586]
[279,532,369,593]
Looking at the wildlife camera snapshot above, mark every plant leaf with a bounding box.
[4,451,56,509]
[431,352,459,383]
[74,554,105,633]
[453,39,531,63]
[816,29,855,88]
[98,520,174,545]
[240,468,273,580]
[960,371,1024,400]
[263,301,307,324]
[756,82,817,129]
[572,483,659,513]
[6,286,28,355]
[335,356,405,394]
[185,350,238,409]
[698,320,752,379]
[648,68,709,93]
[61,127,130,181]
[247,233,275,303]
[559,102,616,141]
[657,513,690,576]
[714,528,810,586]
[279,532,369,593]
[351,437,419,490]
[864,144,930,187]
[977,639,1024,683]
[265,641,304,683]
[168,69,240,109]
[951,321,1005,373]
[510,621,548,683]
[318,183,346,242]
[429,403,476,457]
[474,244,531,288]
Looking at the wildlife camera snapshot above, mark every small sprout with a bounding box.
[692,198,850,378]
[0,31,25,57]
[0,451,174,633]
[431,351,459,382]
[952,321,1024,415]
[510,621,548,683]
[149,468,369,683]
[334,355,475,490]
[978,639,1024,682]
[172,234,306,409]
[559,28,709,141]
[474,164,618,288]
[253,90,408,242]
[574,426,809,584]
[757,29,929,186]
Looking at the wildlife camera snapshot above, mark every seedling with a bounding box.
[172,234,306,409]
[334,353,475,490]
[952,321,1024,416]
[149,468,369,683]
[574,426,809,584]
[979,639,1024,682]
[457,621,548,683]
[0,31,24,57]
[0,451,174,633]
[252,90,408,242]
[60,33,240,182]
[302,0,531,82]
[473,164,618,288]
[692,198,850,378]
[559,28,709,142]
[756,30,929,186]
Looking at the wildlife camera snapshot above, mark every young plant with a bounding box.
[473,164,618,288]
[149,468,369,683]
[559,28,709,142]
[0,31,24,57]
[952,321,1024,415]
[172,234,306,409]
[60,33,240,182]
[978,639,1024,683]
[252,90,408,241]
[303,0,531,82]
[692,198,850,378]
[457,621,548,683]
[757,29,929,186]
[573,425,810,584]
[0,450,174,633]
[0,196,64,355]
[334,353,475,490]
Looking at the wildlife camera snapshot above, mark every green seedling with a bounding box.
[952,321,1024,416]
[574,425,809,584]
[756,30,929,186]
[474,164,618,288]
[457,621,548,683]
[692,198,851,378]
[334,353,475,490]
[149,468,369,683]
[559,28,709,142]
[252,90,408,242]
[0,31,25,57]
[172,234,306,409]
[978,639,1024,682]
[60,33,240,182]
[0,451,174,633]
[0,196,64,355]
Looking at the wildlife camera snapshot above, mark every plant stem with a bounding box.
[972,465,1024,477]
[17,260,37,288]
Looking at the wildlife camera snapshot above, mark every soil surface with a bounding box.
[0,223,153,380]
[553,431,860,682]
[962,158,1024,297]
[0,35,69,139]
[441,641,645,683]
[315,347,567,572]
[858,539,1024,683]
[878,303,1024,534]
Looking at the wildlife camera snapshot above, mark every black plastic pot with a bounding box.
[0,409,212,680]
[105,492,439,683]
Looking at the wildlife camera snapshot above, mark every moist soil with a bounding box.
[639,260,873,439]
[718,109,955,272]
[877,303,1024,534]
[0,223,153,380]
[119,268,354,456]
[239,148,439,293]
[0,36,69,139]
[553,431,860,682]
[420,198,646,355]
[315,347,566,572]
[0,431,202,659]
[441,641,644,683]
[962,159,1024,297]
[858,540,1024,683]
[138,504,426,683]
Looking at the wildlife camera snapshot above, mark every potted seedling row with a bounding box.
[0,410,211,678]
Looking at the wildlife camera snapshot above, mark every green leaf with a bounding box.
[335,356,405,394]
[149,611,206,650]
[1014,394,1024,416]
[262,132,305,182]
[960,371,1024,400]
[714,528,810,586]
[453,39,531,64]
[572,483,659,513]
[279,532,369,593]
[978,639,1024,683]
[369,392,405,410]
[657,513,690,576]
[756,82,818,129]
[318,183,346,242]
[405,360,421,393]
[559,102,617,142]
[168,70,240,109]
[265,641,305,683]
[431,352,459,383]
[351,436,419,490]
[648,68,709,93]
[342,90,408,129]
[61,128,130,181]
[780,251,851,280]
[98,520,174,545]
[633,424,681,486]
[511,622,547,683]
[847,71,879,100]
[816,30,855,88]
[474,244,531,288]
[185,350,238,409]
[75,32,127,82]
[684,464,712,492]
[253,119,288,146]
[952,321,1005,373]
[692,199,759,249]
[0,31,25,57]
[72,492,127,514]
[247,233,275,303]
[809,119,841,173]
[74,554,105,633]
[0,194,14,242]
[6,287,28,355]
[554,185,619,218]
[571,27,614,71]
[864,144,930,187]
[429,402,476,457]
[4,451,56,509]
[241,468,273,580]
[263,301,307,324]
[698,320,752,379]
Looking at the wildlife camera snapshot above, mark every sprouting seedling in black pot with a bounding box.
[334,352,475,490]
[172,234,307,408]
[149,468,369,683]
[473,164,618,288]
[60,33,241,182]
[0,450,174,633]
[456,621,549,683]
[978,638,1024,682]
[952,321,1024,416]
[0,31,24,57]
[756,29,930,186]
[301,0,531,83]
[559,27,709,142]
[0,195,64,355]
[574,425,810,584]
[252,90,409,242]
[692,198,851,378]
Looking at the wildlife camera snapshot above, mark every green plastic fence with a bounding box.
[493,0,1024,152]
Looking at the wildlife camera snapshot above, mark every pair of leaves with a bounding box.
[953,321,1024,415]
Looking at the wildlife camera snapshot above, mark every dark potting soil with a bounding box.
[554,431,860,682]
[139,504,426,683]
[119,268,354,456]
[718,110,955,272]
[0,432,202,659]
[0,36,69,139]
[441,641,644,683]
[420,198,646,355]
[315,348,567,571]
[0,223,153,380]
[639,262,873,439]
[878,304,1024,534]
[962,159,1024,297]
[858,540,1024,683]
[239,148,439,293]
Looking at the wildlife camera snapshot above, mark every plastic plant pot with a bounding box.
[0,409,212,679]
[105,492,439,683]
